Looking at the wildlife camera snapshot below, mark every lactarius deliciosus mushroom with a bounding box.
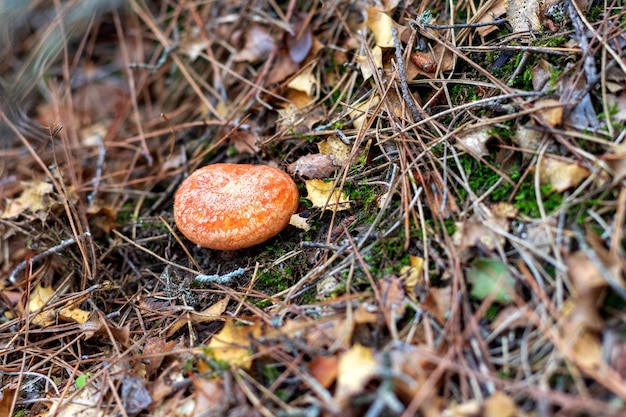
[174,163,299,250]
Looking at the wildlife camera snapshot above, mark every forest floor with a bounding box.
[1,0,626,416]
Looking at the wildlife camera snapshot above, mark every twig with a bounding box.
[195,267,246,284]
[87,133,106,210]
[9,232,91,284]
[417,18,507,30]
[392,26,421,122]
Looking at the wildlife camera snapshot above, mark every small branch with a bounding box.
[392,26,421,122]
[195,267,246,284]
[9,232,91,284]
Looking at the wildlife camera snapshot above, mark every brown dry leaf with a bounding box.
[507,0,542,32]
[266,49,300,84]
[335,344,378,406]
[233,25,275,63]
[318,136,352,167]
[192,377,226,416]
[380,275,406,315]
[483,392,518,417]
[309,355,339,389]
[456,128,492,157]
[477,1,507,38]
[535,98,563,127]
[601,142,626,183]
[0,389,16,417]
[230,130,260,155]
[288,154,337,179]
[142,337,179,377]
[79,315,131,347]
[305,179,351,211]
[490,305,531,332]
[538,156,590,193]
[422,286,452,324]
[365,7,395,48]
[206,319,262,369]
[168,297,229,336]
[1,180,55,219]
[453,205,515,253]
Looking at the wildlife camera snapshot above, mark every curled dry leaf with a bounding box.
[507,0,542,32]
[288,64,317,96]
[288,154,337,179]
[538,156,591,193]
[356,45,382,81]
[289,212,311,231]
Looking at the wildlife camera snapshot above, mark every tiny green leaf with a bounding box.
[466,258,516,304]
[75,372,91,389]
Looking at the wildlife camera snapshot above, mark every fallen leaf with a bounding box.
[286,17,313,63]
[305,179,351,211]
[538,156,590,193]
[456,128,492,157]
[206,320,262,369]
[399,255,424,301]
[288,154,337,179]
[483,392,518,417]
[288,64,317,96]
[422,286,452,324]
[380,275,406,315]
[466,258,516,304]
[168,297,229,336]
[349,95,380,131]
[335,344,378,406]
[453,205,515,253]
[477,1,507,38]
[309,355,339,389]
[233,25,275,63]
[365,7,395,48]
[507,0,542,32]
[289,212,311,231]
[535,98,563,127]
[318,136,352,167]
[356,45,383,81]
[1,180,55,219]
[0,389,17,417]
[230,130,260,155]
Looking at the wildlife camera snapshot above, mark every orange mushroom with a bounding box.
[174,164,299,250]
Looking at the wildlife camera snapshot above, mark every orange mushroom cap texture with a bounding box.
[174,164,299,250]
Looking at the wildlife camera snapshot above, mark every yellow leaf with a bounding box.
[287,65,317,96]
[28,285,56,327]
[399,255,424,298]
[536,98,563,127]
[335,344,378,406]
[349,95,380,131]
[206,320,261,369]
[356,45,382,81]
[483,392,518,417]
[2,180,54,219]
[318,136,351,167]
[538,156,590,193]
[365,8,395,48]
[59,304,90,324]
[305,179,351,211]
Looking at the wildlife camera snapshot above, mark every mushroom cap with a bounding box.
[174,163,299,250]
